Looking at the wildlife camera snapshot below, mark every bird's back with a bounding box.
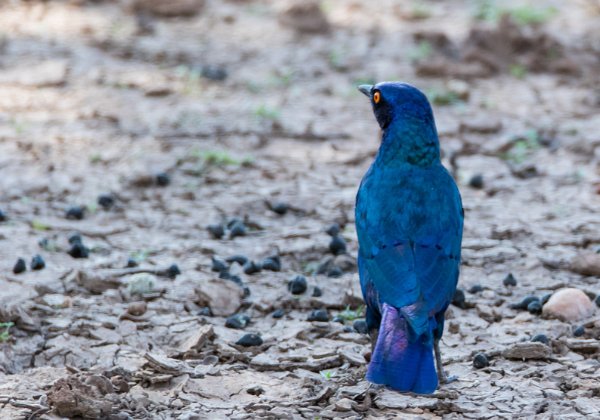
[356,161,463,335]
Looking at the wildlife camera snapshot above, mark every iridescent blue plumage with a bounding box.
[355,82,463,394]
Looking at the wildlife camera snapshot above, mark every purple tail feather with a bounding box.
[367,304,437,394]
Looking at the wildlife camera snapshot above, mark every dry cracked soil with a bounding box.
[1,0,600,419]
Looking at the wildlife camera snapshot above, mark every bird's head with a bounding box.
[358,82,434,131]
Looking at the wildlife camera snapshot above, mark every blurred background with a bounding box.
[1,0,600,418]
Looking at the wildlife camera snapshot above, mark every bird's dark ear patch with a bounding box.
[373,97,393,130]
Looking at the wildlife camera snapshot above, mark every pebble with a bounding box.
[510,295,539,310]
[531,334,549,346]
[155,172,170,186]
[503,273,517,287]
[65,205,85,220]
[226,255,248,266]
[595,295,600,308]
[97,194,115,210]
[573,325,585,337]
[30,254,45,270]
[308,309,329,322]
[542,288,595,322]
[312,286,323,297]
[288,275,307,295]
[229,221,247,239]
[126,258,139,268]
[0,209,6,222]
[469,174,484,189]
[13,258,26,274]
[272,309,285,319]
[527,300,542,315]
[332,315,344,324]
[225,314,250,329]
[261,256,281,272]
[326,223,340,237]
[451,288,467,309]
[269,201,289,215]
[207,224,225,239]
[329,236,347,255]
[127,273,155,295]
[243,286,251,297]
[211,256,229,272]
[68,242,89,259]
[468,284,484,294]
[473,352,489,369]
[353,319,368,334]
[243,260,261,275]
[127,301,147,316]
[167,264,181,279]
[236,333,263,347]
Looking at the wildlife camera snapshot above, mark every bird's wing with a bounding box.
[356,166,463,336]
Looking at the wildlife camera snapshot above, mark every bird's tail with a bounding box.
[367,304,437,394]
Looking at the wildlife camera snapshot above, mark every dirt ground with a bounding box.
[1,0,600,418]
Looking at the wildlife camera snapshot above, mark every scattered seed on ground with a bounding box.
[236,333,263,347]
[288,275,307,294]
[212,256,229,272]
[329,236,347,255]
[326,223,340,237]
[269,201,289,215]
[272,309,285,319]
[527,300,542,315]
[469,174,484,189]
[13,258,26,274]
[510,296,539,310]
[541,293,552,305]
[31,254,45,270]
[167,264,181,279]
[68,242,89,259]
[65,206,85,220]
[261,256,281,271]
[531,334,549,345]
[353,319,368,334]
[68,233,83,244]
[451,288,467,309]
[226,255,248,265]
[97,193,115,210]
[308,309,329,322]
[155,172,170,186]
[468,284,484,293]
[229,220,247,239]
[198,307,212,317]
[207,224,225,239]
[503,273,517,287]
[226,314,250,329]
[243,260,261,275]
[473,353,489,369]
[327,267,343,278]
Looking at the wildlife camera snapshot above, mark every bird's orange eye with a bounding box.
[373,91,381,104]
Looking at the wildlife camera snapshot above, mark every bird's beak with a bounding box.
[358,84,373,98]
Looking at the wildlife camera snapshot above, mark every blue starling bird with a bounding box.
[355,82,463,394]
